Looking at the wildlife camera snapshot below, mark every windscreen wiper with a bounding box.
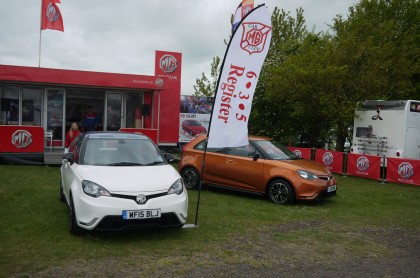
[107,162,144,166]
[145,161,166,166]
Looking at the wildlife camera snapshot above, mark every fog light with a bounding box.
[80,218,98,226]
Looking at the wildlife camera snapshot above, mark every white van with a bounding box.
[351,100,420,159]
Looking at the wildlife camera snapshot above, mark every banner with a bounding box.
[387,157,420,186]
[287,147,312,160]
[207,5,272,148]
[41,0,64,32]
[315,149,343,174]
[179,113,211,143]
[179,96,213,143]
[347,153,382,180]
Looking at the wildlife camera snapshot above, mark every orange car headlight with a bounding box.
[296,170,318,180]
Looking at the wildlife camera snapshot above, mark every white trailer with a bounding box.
[351,100,420,159]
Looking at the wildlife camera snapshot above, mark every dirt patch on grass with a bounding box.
[14,221,420,278]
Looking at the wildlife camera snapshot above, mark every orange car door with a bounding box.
[223,144,264,193]
[201,148,227,186]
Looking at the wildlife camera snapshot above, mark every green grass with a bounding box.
[0,165,419,276]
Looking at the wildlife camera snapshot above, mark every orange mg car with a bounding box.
[179,135,336,204]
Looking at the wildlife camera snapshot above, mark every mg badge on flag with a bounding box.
[207,5,272,148]
[41,0,64,32]
[240,22,271,54]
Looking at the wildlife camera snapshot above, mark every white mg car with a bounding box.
[60,131,188,234]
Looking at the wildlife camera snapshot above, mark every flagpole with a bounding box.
[193,30,236,226]
[38,0,43,67]
[38,32,42,68]
[193,4,265,227]
[193,38,233,226]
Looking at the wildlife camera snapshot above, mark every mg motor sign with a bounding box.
[293,149,303,158]
[323,152,334,166]
[398,162,414,179]
[159,55,177,73]
[315,149,343,174]
[387,158,420,186]
[0,126,44,164]
[287,147,312,160]
[154,51,182,145]
[12,130,32,148]
[357,156,370,171]
[347,153,381,180]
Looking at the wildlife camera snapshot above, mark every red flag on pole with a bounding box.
[41,0,64,32]
[232,0,254,32]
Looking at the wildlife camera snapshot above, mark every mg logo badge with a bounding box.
[293,150,302,158]
[240,22,271,54]
[398,162,414,179]
[242,5,252,17]
[155,78,164,88]
[357,156,370,171]
[323,152,334,166]
[159,55,177,73]
[46,3,60,23]
[136,194,147,204]
[12,130,32,148]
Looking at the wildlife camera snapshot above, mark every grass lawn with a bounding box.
[0,165,419,277]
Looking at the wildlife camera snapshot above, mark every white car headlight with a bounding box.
[296,170,318,180]
[82,180,111,198]
[168,178,184,195]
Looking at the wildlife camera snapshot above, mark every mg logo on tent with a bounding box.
[155,78,164,88]
[323,152,334,166]
[240,22,271,55]
[12,130,32,148]
[159,55,177,73]
[398,162,414,179]
[357,156,370,171]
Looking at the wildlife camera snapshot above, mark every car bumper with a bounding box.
[73,190,188,231]
[294,177,337,201]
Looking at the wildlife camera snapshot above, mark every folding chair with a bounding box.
[45,130,53,150]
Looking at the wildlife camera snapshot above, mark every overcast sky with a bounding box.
[0,0,359,95]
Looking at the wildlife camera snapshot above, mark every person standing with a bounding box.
[65,122,81,148]
[82,105,98,132]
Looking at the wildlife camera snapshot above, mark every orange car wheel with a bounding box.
[267,179,296,204]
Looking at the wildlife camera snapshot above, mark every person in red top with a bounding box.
[82,105,99,132]
[65,122,81,148]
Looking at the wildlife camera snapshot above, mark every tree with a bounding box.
[251,1,420,150]
[329,0,420,149]
[197,1,419,150]
[250,8,318,145]
[193,56,221,97]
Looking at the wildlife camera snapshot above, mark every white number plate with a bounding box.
[327,185,337,192]
[123,209,161,220]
